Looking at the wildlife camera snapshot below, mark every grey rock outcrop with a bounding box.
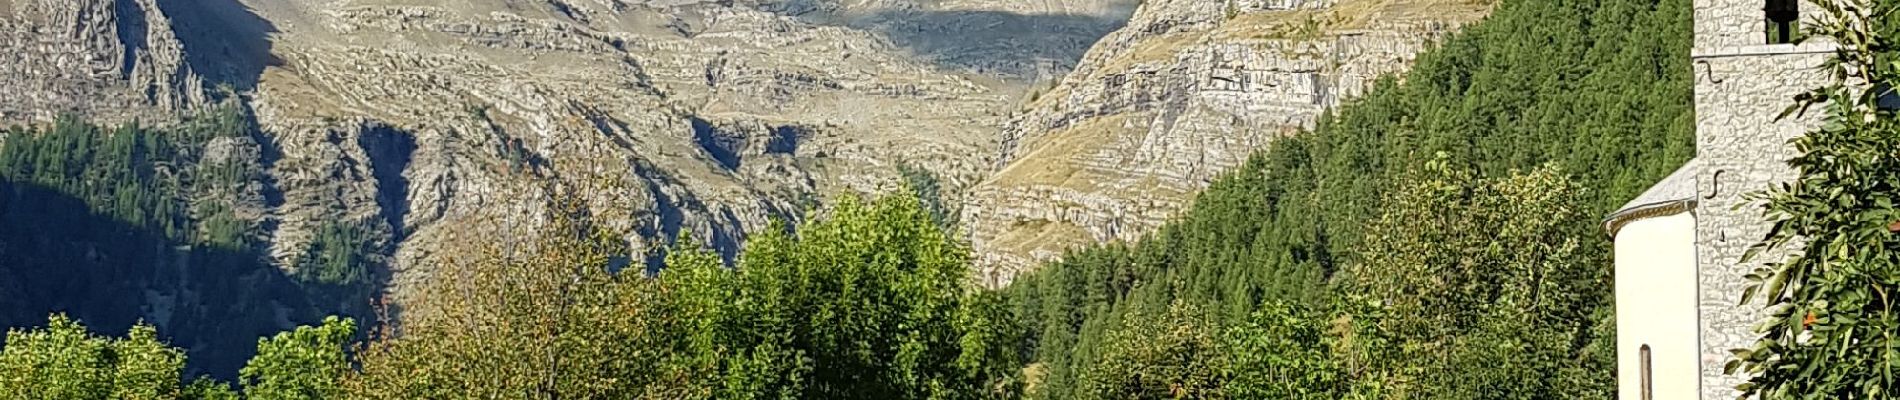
[0,0,210,122]
[960,0,1490,285]
[0,0,1138,307]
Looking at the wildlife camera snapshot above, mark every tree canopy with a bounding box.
[1002,0,1692,395]
[0,0,1716,395]
[1728,0,1900,397]
[340,191,1020,399]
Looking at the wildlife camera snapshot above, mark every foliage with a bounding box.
[1079,300,1225,400]
[239,317,355,400]
[347,191,1016,399]
[1729,1,1900,397]
[0,315,358,400]
[662,193,1014,400]
[0,109,375,376]
[898,162,959,230]
[182,379,239,400]
[297,222,374,289]
[0,315,185,400]
[344,193,688,399]
[1012,151,1617,399]
[1004,0,1691,395]
[0,0,1713,392]
[1221,301,1343,400]
[1342,158,1600,374]
[0,117,185,236]
[1314,163,1608,400]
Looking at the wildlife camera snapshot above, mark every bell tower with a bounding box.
[1690,0,1832,397]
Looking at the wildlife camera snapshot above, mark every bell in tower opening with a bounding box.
[1765,0,1799,44]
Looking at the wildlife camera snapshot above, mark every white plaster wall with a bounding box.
[1616,212,1699,400]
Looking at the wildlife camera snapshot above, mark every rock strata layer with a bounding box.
[0,0,1133,305]
[960,0,1490,285]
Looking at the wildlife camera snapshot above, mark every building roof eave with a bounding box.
[1602,198,1696,238]
[1602,158,1701,238]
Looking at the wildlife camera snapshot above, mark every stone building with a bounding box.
[1601,0,1834,398]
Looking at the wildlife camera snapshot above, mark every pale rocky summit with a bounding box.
[0,0,210,122]
[0,0,1132,305]
[0,0,1484,303]
[960,0,1490,285]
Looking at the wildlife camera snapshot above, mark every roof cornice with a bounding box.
[1602,198,1696,238]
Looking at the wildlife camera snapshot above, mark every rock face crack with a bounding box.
[692,117,745,170]
[358,124,415,240]
[113,0,149,78]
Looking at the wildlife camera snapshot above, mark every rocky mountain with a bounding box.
[0,0,1132,306]
[0,0,209,122]
[959,0,1490,285]
[0,0,1492,320]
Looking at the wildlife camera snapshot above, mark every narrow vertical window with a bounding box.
[1766,0,1800,44]
[1640,344,1654,400]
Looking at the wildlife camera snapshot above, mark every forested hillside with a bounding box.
[0,111,377,377]
[1,193,1020,398]
[1002,0,1693,396]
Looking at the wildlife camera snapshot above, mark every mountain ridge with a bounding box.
[0,0,1134,306]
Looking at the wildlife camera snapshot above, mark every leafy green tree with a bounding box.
[110,324,190,400]
[0,315,189,400]
[240,316,355,400]
[345,193,692,399]
[663,193,1017,400]
[1323,295,1403,400]
[344,190,1016,400]
[954,291,1026,398]
[183,379,239,400]
[0,108,373,375]
[1342,157,1591,346]
[0,314,368,400]
[1016,154,1615,399]
[1221,301,1342,400]
[897,163,958,230]
[1079,300,1225,400]
[1342,158,1609,400]
[1728,0,1900,397]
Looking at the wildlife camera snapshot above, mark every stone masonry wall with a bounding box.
[1695,0,1776,49]
[1692,44,1830,400]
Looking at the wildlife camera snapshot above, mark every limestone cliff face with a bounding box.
[0,0,1134,305]
[0,0,1484,307]
[960,0,1489,285]
[0,0,209,122]
[241,0,1130,298]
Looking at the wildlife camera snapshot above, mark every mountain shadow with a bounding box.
[0,115,378,380]
[840,9,1132,79]
[0,179,352,378]
[359,124,416,239]
[629,160,755,272]
[152,0,279,92]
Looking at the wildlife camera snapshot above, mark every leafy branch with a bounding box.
[1730,1,1900,398]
